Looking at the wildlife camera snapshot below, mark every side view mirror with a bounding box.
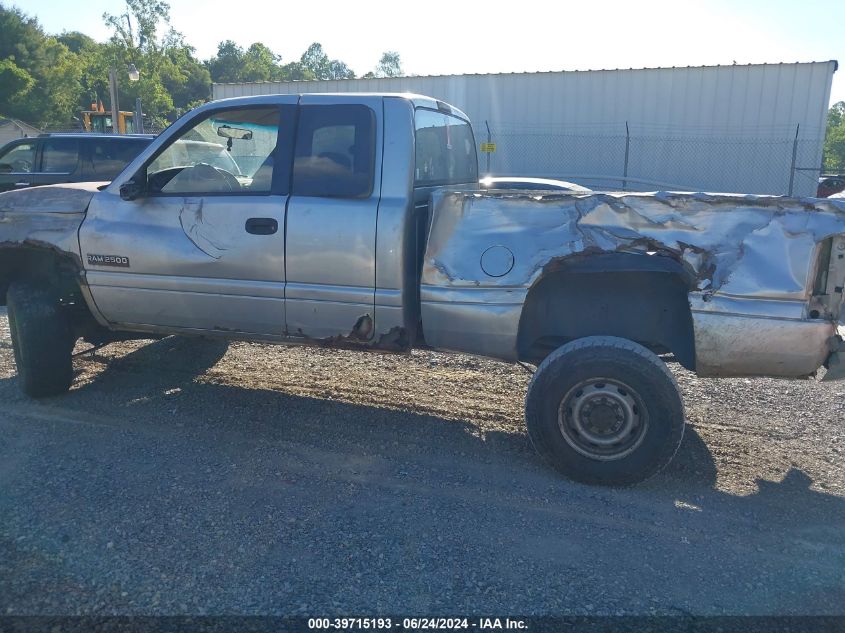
[119,178,144,201]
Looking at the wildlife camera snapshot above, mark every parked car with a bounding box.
[817,175,845,198]
[0,133,155,192]
[1,93,844,487]
[480,176,590,192]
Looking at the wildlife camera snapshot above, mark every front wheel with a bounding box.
[7,282,74,397]
[525,336,685,486]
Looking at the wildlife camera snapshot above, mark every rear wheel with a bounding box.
[525,336,685,486]
[7,282,74,397]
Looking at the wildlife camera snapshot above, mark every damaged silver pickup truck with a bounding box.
[1,93,844,485]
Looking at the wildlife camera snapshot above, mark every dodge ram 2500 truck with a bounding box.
[1,93,844,485]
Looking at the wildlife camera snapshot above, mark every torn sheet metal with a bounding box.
[421,191,845,376]
[424,191,845,297]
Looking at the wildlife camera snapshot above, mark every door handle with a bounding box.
[14,182,30,188]
[245,217,278,235]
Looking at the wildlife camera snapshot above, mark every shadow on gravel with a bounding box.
[79,335,230,391]
[5,335,843,505]
[660,426,718,488]
[2,336,845,614]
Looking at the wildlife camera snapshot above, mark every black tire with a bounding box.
[6,282,74,398]
[525,336,685,486]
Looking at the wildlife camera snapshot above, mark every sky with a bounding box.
[13,0,845,105]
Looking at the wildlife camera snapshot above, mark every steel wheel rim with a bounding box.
[557,377,649,461]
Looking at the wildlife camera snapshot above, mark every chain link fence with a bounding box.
[478,122,825,197]
[38,123,167,135]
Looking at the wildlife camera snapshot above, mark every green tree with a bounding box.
[0,5,82,125]
[280,61,315,81]
[242,43,282,81]
[824,102,845,173]
[57,31,97,54]
[99,0,210,124]
[299,42,328,78]
[0,58,34,113]
[206,41,289,83]
[206,40,246,83]
[375,51,402,78]
[0,2,373,127]
[299,43,355,80]
[160,45,211,111]
[103,0,170,52]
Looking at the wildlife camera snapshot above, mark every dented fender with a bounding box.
[0,183,106,311]
[0,182,103,265]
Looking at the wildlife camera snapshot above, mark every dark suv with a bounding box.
[0,133,155,192]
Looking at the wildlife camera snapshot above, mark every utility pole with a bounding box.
[108,68,120,134]
[134,97,144,134]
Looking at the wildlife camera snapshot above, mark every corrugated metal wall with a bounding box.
[213,62,837,196]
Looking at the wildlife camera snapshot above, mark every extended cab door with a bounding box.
[79,101,296,335]
[284,97,382,340]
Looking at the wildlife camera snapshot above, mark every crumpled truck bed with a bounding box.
[421,190,845,378]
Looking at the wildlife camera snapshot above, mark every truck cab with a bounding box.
[82,93,476,348]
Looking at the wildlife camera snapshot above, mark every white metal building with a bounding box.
[213,61,837,196]
[0,118,41,145]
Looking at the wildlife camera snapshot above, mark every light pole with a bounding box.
[107,63,140,134]
[128,63,143,134]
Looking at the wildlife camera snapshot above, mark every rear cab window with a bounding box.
[414,108,477,187]
[292,104,376,198]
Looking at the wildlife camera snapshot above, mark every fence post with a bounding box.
[485,120,492,175]
[623,121,630,190]
[788,123,799,196]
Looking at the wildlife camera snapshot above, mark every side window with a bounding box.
[414,109,478,186]
[0,142,36,173]
[89,140,149,180]
[41,139,80,173]
[147,106,282,195]
[292,104,376,198]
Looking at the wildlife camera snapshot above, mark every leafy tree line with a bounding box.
[0,1,403,128]
[825,101,845,173]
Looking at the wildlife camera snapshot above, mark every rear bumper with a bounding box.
[692,309,840,379]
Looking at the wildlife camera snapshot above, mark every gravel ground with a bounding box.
[0,306,843,616]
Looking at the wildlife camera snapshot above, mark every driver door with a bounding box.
[80,101,296,336]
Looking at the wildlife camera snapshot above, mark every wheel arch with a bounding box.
[0,244,84,306]
[517,252,697,370]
